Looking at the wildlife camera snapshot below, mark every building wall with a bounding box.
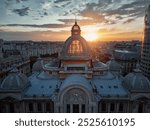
[141,7,150,80]
[116,59,137,76]
[1,98,150,113]
[0,98,54,113]
[0,58,31,83]
[0,39,3,59]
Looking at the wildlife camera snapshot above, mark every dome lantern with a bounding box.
[71,21,81,36]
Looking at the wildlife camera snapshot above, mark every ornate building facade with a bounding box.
[0,21,150,113]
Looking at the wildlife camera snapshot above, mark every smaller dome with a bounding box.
[1,66,30,90]
[32,57,43,72]
[106,57,121,71]
[123,65,150,91]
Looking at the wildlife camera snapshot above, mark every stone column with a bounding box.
[116,103,119,112]
[107,103,110,113]
[70,104,73,113]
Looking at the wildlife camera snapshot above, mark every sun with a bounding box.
[83,31,99,41]
[83,33,98,41]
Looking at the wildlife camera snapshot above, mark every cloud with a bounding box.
[54,0,70,3]
[44,12,48,15]
[120,0,149,10]
[0,30,69,41]
[15,0,29,3]
[0,29,4,32]
[12,7,30,16]
[115,15,124,20]
[58,18,95,26]
[123,18,136,24]
[97,0,114,8]
[0,29,142,41]
[0,23,68,28]
[0,0,148,41]
[6,0,29,5]
[105,0,149,18]
[79,3,108,24]
[71,0,149,26]
[42,2,52,10]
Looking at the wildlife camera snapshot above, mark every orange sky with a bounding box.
[0,0,147,41]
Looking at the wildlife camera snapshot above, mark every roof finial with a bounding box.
[75,14,77,25]
[134,60,142,73]
[10,64,19,73]
[110,55,115,60]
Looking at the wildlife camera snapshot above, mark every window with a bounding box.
[73,25,80,30]
[67,104,70,113]
[29,103,33,112]
[82,104,85,113]
[37,103,42,112]
[68,40,83,54]
[119,103,124,112]
[9,103,15,113]
[101,102,106,112]
[138,103,144,113]
[46,103,51,112]
[67,66,85,71]
[73,104,79,113]
[110,103,115,112]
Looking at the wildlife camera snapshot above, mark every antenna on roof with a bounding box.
[74,0,77,24]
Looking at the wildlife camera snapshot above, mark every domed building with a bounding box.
[1,67,30,90]
[60,21,91,61]
[0,66,30,112]
[113,49,139,75]
[124,66,150,92]
[0,21,150,113]
[123,64,150,112]
[32,57,43,72]
[106,57,122,73]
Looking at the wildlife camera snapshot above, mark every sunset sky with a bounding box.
[0,0,149,41]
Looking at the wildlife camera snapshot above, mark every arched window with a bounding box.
[9,103,15,113]
[68,40,83,54]
[101,102,107,112]
[138,103,144,113]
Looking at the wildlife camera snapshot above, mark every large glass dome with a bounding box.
[60,21,92,60]
[68,40,83,54]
